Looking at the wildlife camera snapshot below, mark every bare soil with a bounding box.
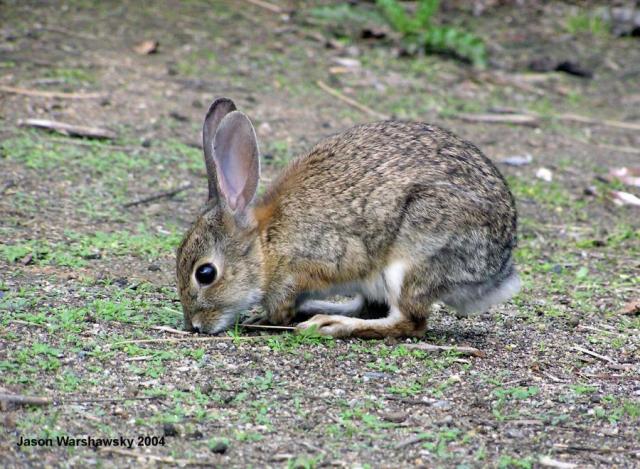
[1,1,639,468]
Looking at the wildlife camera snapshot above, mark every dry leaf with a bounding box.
[610,190,640,207]
[134,40,159,55]
[499,154,533,166]
[622,299,640,316]
[609,167,640,188]
[535,167,553,182]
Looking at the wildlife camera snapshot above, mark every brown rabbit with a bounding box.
[176,97,520,338]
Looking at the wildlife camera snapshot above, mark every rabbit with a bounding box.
[176,97,520,338]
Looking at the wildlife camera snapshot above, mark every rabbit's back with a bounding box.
[256,121,517,306]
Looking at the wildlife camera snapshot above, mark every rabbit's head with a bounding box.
[176,98,263,334]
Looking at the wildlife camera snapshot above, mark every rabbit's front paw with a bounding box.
[296,314,355,338]
[242,313,271,326]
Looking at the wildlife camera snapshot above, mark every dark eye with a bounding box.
[195,263,217,285]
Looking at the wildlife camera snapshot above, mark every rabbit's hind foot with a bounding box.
[296,305,425,339]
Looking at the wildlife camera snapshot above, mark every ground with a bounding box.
[1,1,639,468]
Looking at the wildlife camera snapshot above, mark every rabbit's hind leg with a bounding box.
[296,261,427,338]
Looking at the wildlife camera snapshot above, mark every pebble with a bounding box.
[210,441,228,454]
[163,423,178,437]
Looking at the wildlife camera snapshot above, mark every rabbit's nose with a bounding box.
[189,314,203,333]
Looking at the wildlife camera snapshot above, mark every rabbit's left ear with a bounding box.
[203,98,237,202]
[212,110,260,213]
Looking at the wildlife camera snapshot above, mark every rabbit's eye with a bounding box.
[195,263,217,285]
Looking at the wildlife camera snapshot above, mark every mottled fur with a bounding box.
[176,99,519,338]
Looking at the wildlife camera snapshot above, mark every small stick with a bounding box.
[99,447,217,465]
[241,324,296,331]
[0,394,51,406]
[316,80,389,120]
[39,25,98,41]
[403,342,485,357]
[453,113,540,126]
[553,443,634,454]
[124,356,153,362]
[572,345,616,364]
[386,396,434,406]
[395,434,431,449]
[1,180,16,195]
[244,0,283,14]
[9,319,48,329]
[18,118,116,139]
[558,113,640,132]
[123,183,193,208]
[109,336,261,347]
[151,325,191,335]
[0,394,162,406]
[1,85,103,99]
[44,136,138,152]
[595,142,640,155]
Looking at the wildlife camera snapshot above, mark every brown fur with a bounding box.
[176,100,519,338]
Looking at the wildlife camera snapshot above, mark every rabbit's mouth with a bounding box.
[185,310,237,335]
[185,289,262,334]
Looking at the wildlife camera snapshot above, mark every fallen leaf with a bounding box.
[134,40,159,55]
[332,57,361,69]
[622,299,640,316]
[609,167,640,188]
[498,154,533,166]
[539,455,577,469]
[535,167,553,182]
[610,190,640,207]
[575,266,589,279]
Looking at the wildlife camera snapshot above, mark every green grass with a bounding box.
[565,11,608,37]
[376,0,486,67]
[0,228,181,267]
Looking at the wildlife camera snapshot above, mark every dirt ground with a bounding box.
[1,1,639,468]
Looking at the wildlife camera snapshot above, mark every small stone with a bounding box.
[210,440,228,454]
[432,400,452,410]
[566,316,580,328]
[163,423,178,437]
[380,411,408,423]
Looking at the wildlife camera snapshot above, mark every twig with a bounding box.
[99,447,218,465]
[43,136,138,152]
[241,324,296,331]
[395,434,431,449]
[403,342,485,357]
[124,356,153,362]
[316,80,388,120]
[18,118,116,139]
[453,109,640,132]
[594,142,640,155]
[453,113,540,126]
[559,113,640,132]
[9,319,48,329]
[539,455,577,468]
[0,394,51,406]
[0,393,163,407]
[386,396,434,406]
[553,443,635,454]
[0,85,104,99]
[123,183,193,208]
[572,345,616,364]
[109,336,261,347]
[244,0,283,14]
[151,325,191,335]
[1,180,16,195]
[38,25,98,41]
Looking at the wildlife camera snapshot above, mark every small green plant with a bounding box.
[376,0,486,67]
[566,11,608,36]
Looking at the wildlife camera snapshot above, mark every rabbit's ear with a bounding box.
[203,98,237,201]
[213,110,260,213]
